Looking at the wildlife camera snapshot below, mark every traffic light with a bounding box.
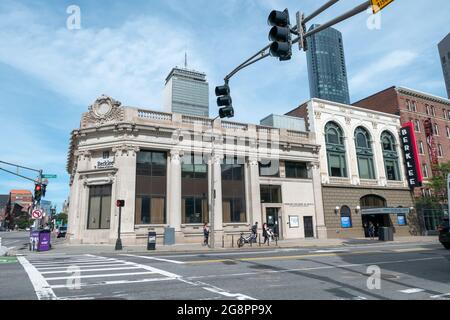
[42,184,47,198]
[268,9,292,61]
[215,84,234,119]
[116,200,125,208]
[34,184,42,203]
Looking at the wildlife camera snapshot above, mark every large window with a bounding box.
[87,185,112,230]
[285,161,309,179]
[360,195,387,209]
[259,159,280,177]
[260,185,282,203]
[135,151,167,225]
[182,154,208,224]
[381,131,400,181]
[325,122,348,178]
[355,127,375,180]
[222,157,246,223]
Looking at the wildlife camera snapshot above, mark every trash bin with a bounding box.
[147,232,157,250]
[37,230,51,252]
[164,227,175,246]
[379,227,394,242]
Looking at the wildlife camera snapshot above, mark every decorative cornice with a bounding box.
[82,95,124,128]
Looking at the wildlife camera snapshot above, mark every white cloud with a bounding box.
[349,50,418,95]
[0,4,207,109]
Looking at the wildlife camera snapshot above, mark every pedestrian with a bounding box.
[203,223,210,246]
[263,223,269,245]
[368,222,375,240]
[251,222,258,243]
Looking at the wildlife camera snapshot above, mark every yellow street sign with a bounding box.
[371,0,394,14]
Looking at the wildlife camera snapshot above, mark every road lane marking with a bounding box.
[30,259,117,267]
[203,287,256,301]
[431,293,450,299]
[121,254,186,265]
[185,257,443,280]
[392,248,432,253]
[399,288,425,294]
[185,248,435,264]
[17,256,57,300]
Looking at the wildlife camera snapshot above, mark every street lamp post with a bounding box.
[209,116,220,249]
[115,200,125,250]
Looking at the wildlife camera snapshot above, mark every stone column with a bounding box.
[209,154,223,246]
[112,145,139,245]
[310,162,328,239]
[68,150,91,244]
[168,150,182,235]
[248,158,262,225]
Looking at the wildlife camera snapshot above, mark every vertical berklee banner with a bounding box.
[400,122,423,189]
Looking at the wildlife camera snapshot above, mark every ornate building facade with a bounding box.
[287,99,419,238]
[66,96,327,245]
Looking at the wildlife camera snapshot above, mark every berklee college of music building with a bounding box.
[66,95,421,245]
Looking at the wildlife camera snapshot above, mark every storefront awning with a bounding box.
[361,208,411,215]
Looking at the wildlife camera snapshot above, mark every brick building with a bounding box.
[354,86,450,198]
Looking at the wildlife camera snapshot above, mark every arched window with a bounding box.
[381,131,400,181]
[340,206,352,228]
[325,122,347,178]
[360,195,387,209]
[355,127,375,179]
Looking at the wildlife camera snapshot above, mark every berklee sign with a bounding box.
[400,122,423,189]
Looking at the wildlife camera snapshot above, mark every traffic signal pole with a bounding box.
[222,0,373,84]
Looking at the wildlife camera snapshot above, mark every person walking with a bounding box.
[263,223,269,245]
[368,222,375,240]
[203,223,210,246]
[251,222,258,243]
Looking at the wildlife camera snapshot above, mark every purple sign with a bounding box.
[38,231,51,252]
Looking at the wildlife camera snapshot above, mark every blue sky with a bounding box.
[0,0,449,210]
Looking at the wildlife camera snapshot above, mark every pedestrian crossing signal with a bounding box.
[116,200,125,207]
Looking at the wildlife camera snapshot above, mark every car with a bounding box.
[438,217,450,250]
[57,227,67,238]
[25,227,30,231]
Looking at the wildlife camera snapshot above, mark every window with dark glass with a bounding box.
[355,127,375,180]
[222,157,246,223]
[259,160,280,177]
[325,122,348,178]
[260,185,282,203]
[182,154,208,224]
[381,131,400,181]
[135,151,167,225]
[285,162,309,179]
[87,185,112,230]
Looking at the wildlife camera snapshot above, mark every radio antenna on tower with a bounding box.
[184,51,188,69]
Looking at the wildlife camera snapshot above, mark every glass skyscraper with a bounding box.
[306,24,350,105]
[163,67,209,117]
[438,33,450,99]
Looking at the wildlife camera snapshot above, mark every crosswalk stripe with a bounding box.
[36,263,127,271]
[399,288,425,294]
[45,271,157,281]
[50,277,176,289]
[17,257,57,300]
[41,266,142,274]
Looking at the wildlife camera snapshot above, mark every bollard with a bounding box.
[222,235,224,248]
[232,235,234,248]
[258,234,261,247]
[275,235,278,246]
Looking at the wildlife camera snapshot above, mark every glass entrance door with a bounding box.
[266,208,281,239]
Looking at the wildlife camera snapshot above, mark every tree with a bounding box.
[53,213,68,225]
[428,162,450,203]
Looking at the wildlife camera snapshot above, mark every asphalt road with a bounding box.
[1,232,450,301]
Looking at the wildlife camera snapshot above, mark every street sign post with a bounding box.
[371,0,394,14]
[32,209,43,220]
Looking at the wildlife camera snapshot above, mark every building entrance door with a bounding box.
[303,216,315,238]
[362,214,390,238]
[266,208,281,240]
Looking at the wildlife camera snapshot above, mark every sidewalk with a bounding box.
[10,236,440,257]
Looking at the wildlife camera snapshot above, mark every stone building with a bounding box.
[66,95,326,245]
[287,99,418,238]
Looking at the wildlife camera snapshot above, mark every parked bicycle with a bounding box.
[237,232,257,248]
